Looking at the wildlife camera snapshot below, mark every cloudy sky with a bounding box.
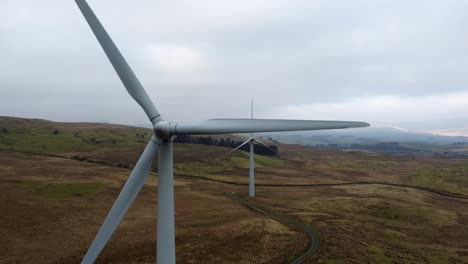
[2,0,468,134]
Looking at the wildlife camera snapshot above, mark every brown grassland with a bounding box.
[0,117,467,263]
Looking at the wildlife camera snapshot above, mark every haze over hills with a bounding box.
[260,126,468,145]
[121,120,468,157]
[258,126,468,157]
[429,127,468,137]
[59,118,468,157]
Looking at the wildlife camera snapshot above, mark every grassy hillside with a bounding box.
[0,116,151,153]
[1,116,468,263]
[0,116,286,182]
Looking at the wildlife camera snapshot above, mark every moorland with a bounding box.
[1,116,467,263]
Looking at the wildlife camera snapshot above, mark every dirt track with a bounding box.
[225,193,320,264]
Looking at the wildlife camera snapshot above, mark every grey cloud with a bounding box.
[1,0,468,131]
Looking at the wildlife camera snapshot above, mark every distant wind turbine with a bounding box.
[74,0,370,263]
[216,98,280,197]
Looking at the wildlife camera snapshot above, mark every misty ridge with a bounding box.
[121,121,468,156]
[257,126,468,157]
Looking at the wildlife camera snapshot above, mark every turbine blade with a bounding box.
[174,119,369,135]
[81,137,159,264]
[253,138,281,156]
[250,98,253,137]
[214,138,252,160]
[75,0,161,123]
[251,97,253,119]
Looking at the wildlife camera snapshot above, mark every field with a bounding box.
[1,116,468,263]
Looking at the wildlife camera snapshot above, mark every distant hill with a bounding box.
[0,116,277,156]
[0,116,152,154]
[259,127,468,157]
[429,128,468,137]
[261,127,468,145]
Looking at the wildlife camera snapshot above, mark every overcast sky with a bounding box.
[2,0,468,133]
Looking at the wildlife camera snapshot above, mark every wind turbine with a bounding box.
[217,98,280,198]
[74,0,369,263]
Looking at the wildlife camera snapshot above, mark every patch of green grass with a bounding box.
[254,154,286,167]
[0,126,89,153]
[19,181,106,199]
[225,151,285,169]
[228,155,251,169]
[368,202,422,223]
[365,201,457,227]
[332,160,399,171]
[174,151,284,178]
[0,118,150,154]
[367,245,393,264]
[175,161,234,176]
[175,162,226,176]
[384,235,463,263]
[411,166,468,195]
[174,161,249,183]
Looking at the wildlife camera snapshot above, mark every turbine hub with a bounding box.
[154,120,171,140]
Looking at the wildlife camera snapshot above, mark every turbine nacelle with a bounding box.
[154,120,172,140]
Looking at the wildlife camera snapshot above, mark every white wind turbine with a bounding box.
[74,0,369,263]
[217,98,281,197]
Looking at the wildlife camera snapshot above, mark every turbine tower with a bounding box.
[249,98,255,197]
[74,1,369,263]
[216,98,280,197]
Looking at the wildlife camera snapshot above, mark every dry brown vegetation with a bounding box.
[0,152,303,264]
